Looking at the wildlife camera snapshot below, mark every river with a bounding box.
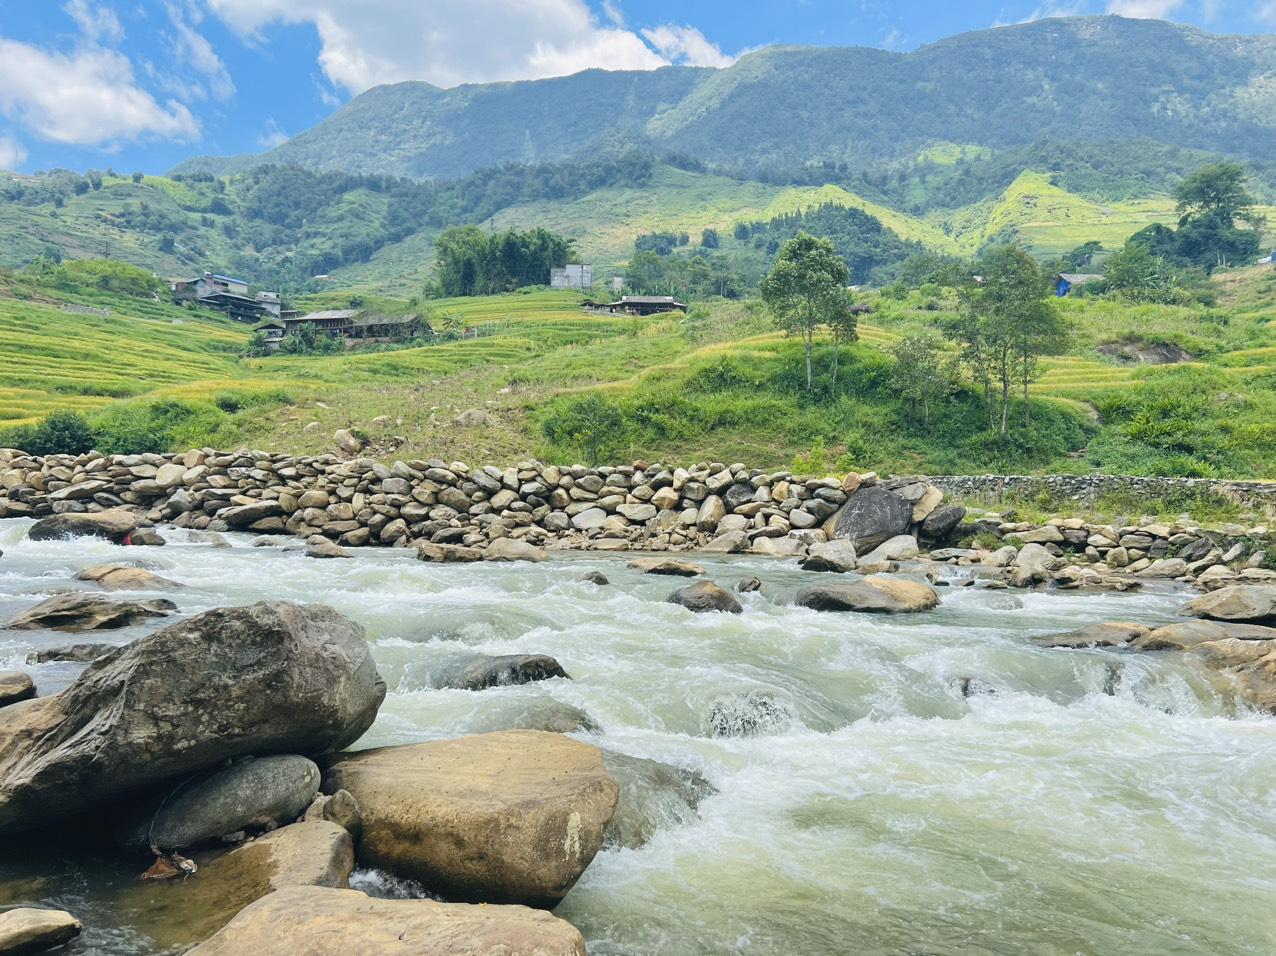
[2,519,1275,955]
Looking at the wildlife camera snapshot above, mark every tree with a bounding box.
[889,333,951,428]
[700,228,720,249]
[1174,162,1256,226]
[1103,243,1181,303]
[760,233,850,391]
[241,331,269,357]
[1059,240,1103,271]
[944,245,1062,434]
[825,291,860,396]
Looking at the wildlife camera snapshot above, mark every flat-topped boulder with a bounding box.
[796,576,939,613]
[188,886,587,956]
[5,593,176,632]
[1181,585,1276,625]
[629,557,705,576]
[322,731,618,907]
[416,542,482,563]
[26,507,139,543]
[482,538,548,563]
[0,601,385,834]
[430,653,569,691]
[0,907,81,954]
[75,564,182,591]
[0,671,35,708]
[800,540,858,573]
[1134,620,1276,651]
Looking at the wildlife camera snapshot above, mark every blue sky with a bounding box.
[0,0,1272,176]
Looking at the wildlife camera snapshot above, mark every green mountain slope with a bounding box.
[175,17,1276,181]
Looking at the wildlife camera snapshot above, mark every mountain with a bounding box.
[175,16,1276,181]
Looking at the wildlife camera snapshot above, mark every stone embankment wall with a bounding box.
[929,474,1276,516]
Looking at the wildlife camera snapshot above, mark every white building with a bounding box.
[550,264,593,289]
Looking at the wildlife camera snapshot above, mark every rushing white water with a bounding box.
[2,518,1275,955]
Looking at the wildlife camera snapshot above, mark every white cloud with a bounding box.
[257,117,289,148]
[1105,0,1186,16]
[0,135,27,170]
[63,0,125,44]
[205,0,731,92]
[1023,1,1088,21]
[0,39,197,146]
[600,0,625,28]
[165,2,235,100]
[641,24,735,67]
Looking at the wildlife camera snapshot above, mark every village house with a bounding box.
[274,309,430,349]
[171,271,290,323]
[603,295,689,316]
[550,264,593,290]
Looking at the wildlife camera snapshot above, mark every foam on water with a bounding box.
[1,519,1274,955]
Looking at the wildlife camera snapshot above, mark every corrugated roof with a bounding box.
[209,273,249,285]
[1059,273,1104,284]
[295,309,360,321]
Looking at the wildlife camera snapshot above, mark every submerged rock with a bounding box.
[188,886,587,956]
[74,564,182,591]
[0,907,81,954]
[431,653,570,691]
[666,581,743,614]
[0,672,35,708]
[322,731,618,907]
[5,593,176,632]
[707,692,793,737]
[601,751,716,850]
[795,576,939,613]
[25,643,115,664]
[464,697,600,735]
[121,755,322,851]
[581,571,610,586]
[1033,621,1150,649]
[735,577,763,593]
[26,508,139,543]
[0,601,385,835]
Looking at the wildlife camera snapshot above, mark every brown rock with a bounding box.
[75,564,182,591]
[0,907,81,954]
[322,731,618,907]
[26,508,139,543]
[796,576,939,613]
[5,593,176,632]
[1180,585,1276,625]
[666,581,743,614]
[188,885,587,956]
[1033,621,1150,649]
[628,557,705,576]
[0,672,35,708]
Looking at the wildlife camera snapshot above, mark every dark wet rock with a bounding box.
[581,571,610,586]
[0,907,82,954]
[1177,537,1216,563]
[129,528,166,547]
[921,504,967,540]
[322,731,618,907]
[464,697,600,735]
[0,672,35,708]
[600,751,716,850]
[5,593,176,632]
[1033,621,1150,649]
[795,576,939,613]
[1181,585,1276,625]
[26,508,139,543]
[0,601,386,835]
[707,692,793,737]
[824,486,913,553]
[217,501,284,530]
[629,557,704,576]
[431,653,569,691]
[303,789,362,837]
[25,643,115,664]
[957,677,998,698]
[188,885,587,956]
[666,581,743,614]
[121,755,322,851]
[735,577,763,593]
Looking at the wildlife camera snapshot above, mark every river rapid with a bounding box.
[2,518,1275,955]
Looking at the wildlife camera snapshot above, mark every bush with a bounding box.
[91,400,229,454]
[539,395,629,465]
[1,410,96,455]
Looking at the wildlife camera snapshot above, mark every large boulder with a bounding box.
[322,731,618,907]
[920,504,966,540]
[5,593,176,632]
[1033,621,1150,649]
[0,908,81,954]
[121,755,321,850]
[0,672,35,708]
[217,500,284,530]
[0,601,385,834]
[430,653,569,691]
[75,564,182,591]
[416,543,482,563]
[26,508,139,543]
[1134,620,1276,651]
[666,581,743,614]
[823,486,913,552]
[796,576,939,613]
[25,643,114,664]
[1007,543,1067,588]
[483,539,548,563]
[188,886,587,956]
[1180,585,1276,625]
[1188,638,1276,714]
[856,534,919,569]
[628,557,704,576]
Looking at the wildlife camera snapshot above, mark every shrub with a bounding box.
[540,394,628,465]
[0,410,96,455]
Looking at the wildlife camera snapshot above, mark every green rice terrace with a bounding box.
[2,260,1273,479]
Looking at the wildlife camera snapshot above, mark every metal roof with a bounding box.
[294,309,361,321]
[1058,273,1105,284]
[209,273,249,285]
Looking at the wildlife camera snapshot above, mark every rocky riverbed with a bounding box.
[2,512,1276,954]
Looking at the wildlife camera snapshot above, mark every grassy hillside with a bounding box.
[4,263,1273,479]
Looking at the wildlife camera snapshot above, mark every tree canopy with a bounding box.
[761,233,854,391]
